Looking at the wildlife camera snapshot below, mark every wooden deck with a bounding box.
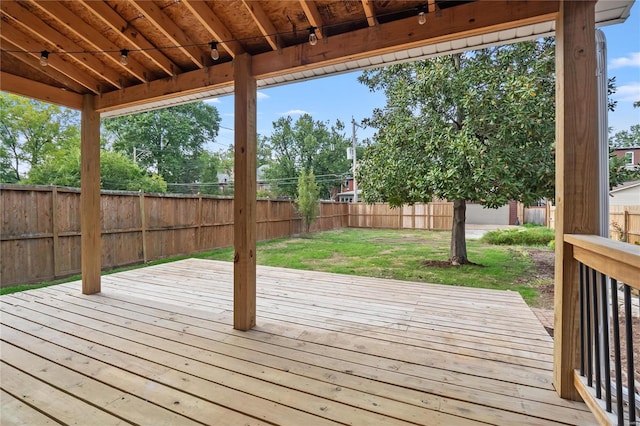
[0,259,595,425]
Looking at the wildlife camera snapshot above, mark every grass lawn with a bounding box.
[3,228,551,306]
[196,228,544,305]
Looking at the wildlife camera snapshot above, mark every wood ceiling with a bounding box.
[0,0,564,114]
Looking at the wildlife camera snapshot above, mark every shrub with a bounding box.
[481,225,555,246]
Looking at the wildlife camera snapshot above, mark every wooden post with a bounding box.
[80,94,101,294]
[553,0,599,401]
[51,186,59,278]
[624,210,630,243]
[139,193,147,263]
[233,53,257,331]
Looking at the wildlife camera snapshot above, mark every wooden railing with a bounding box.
[565,235,640,425]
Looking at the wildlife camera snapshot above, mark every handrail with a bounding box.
[565,234,640,290]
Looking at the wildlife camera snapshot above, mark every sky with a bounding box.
[206,3,640,152]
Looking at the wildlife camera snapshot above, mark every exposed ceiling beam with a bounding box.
[0,21,102,94]
[1,39,85,93]
[428,0,436,14]
[0,72,84,110]
[28,1,148,84]
[299,1,324,39]
[128,0,204,68]
[182,0,244,58]
[0,1,121,90]
[94,0,559,113]
[361,0,377,27]
[78,0,176,77]
[242,0,279,51]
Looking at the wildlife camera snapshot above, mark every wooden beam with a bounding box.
[182,0,244,58]
[233,53,257,331]
[361,0,377,27]
[94,0,558,113]
[129,0,204,68]
[78,0,176,77]
[428,0,436,14]
[0,24,101,93]
[0,72,83,110]
[0,39,86,94]
[553,0,599,401]
[27,1,148,83]
[299,1,324,39]
[80,94,102,295]
[242,0,279,50]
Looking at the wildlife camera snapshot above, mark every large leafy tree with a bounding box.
[610,124,640,148]
[103,102,221,188]
[357,39,555,265]
[264,114,351,199]
[0,94,79,182]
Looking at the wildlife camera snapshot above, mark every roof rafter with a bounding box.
[27,0,148,84]
[0,19,102,94]
[242,0,279,51]
[299,1,324,39]
[182,0,244,58]
[0,72,83,109]
[77,0,177,78]
[361,0,377,27]
[128,0,204,68]
[0,1,121,90]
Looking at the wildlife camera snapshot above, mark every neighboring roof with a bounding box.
[611,180,640,193]
[0,0,634,117]
[612,146,640,150]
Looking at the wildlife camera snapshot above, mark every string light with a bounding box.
[308,27,318,46]
[39,50,49,66]
[120,49,129,66]
[209,41,219,60]
[418,6,427,25]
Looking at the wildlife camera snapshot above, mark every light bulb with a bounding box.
[40,50,49,67]
[308,28,318,46]
[210,42,219,61]
[120,49,129,66]
[418,11,426,25]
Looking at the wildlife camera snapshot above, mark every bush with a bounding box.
[481,225,555,246]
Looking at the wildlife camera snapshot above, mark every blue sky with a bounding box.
[207,4,640,151]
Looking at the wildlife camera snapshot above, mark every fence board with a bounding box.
[348,202,453,231]
[549,204,640,245]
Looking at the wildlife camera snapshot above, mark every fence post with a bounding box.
[624,210,630,243]
[197,195,203,251]
[139,193,147,263]
[51,186,59,278]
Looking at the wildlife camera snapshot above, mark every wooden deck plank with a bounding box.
[0,259,597,425]
[0,390,60,425]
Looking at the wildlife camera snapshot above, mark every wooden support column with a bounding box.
[233,53,257,331]
[80,94,101,294]
[553,0,599,401]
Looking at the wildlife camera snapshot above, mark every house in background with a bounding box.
[335,177,361,203]
[612,146,640,169]
[610,180,640,205]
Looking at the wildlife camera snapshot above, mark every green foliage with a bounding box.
[27,146,167,192]
[263,115,351,199]
[102,102,221,187]
[609,148,640,188]
[295,168,320,233]
[0,93,79,182]
[481,226,555,246]
[609,124,640,148]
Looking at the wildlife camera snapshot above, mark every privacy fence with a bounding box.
[549,204,640,245]
[0,185,348,287]
[348,202,453,230]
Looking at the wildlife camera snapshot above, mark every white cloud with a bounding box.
[279,109,310,116]
[257,91,269,100]
[612,82,640,102]
[205,98,221,104]
[609,52,640,69]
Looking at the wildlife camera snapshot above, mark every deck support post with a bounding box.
[553,0,599,400]
[80,94,102,294]
[233,53,257,330]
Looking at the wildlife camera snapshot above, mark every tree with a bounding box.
[0,94,79,182]
[102,102,221,187]
[27,146,167,193]
[609,124,640,148]
[357,39,556,265]
[296,168,320,233]
[264,115,352,199]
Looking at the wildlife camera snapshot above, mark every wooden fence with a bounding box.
[548,204,640,245]
[349,202,453,230]
[0,185,348,287]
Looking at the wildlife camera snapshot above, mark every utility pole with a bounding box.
[351,117,358,203]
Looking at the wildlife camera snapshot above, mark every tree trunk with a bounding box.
[450,199,468,265]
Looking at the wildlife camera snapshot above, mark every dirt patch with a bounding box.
[421,259,485,268]
[518,248,555,310]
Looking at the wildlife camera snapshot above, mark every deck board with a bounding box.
[0,259,596,425]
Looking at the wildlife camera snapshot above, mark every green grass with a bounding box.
[3,228,548,305]
[480,225,555,246]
